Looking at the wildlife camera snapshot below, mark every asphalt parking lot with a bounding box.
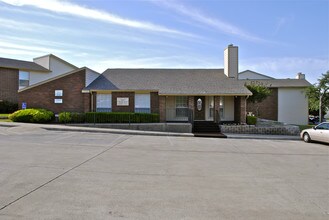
[0,126,328,219]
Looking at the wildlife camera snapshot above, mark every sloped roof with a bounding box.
[84,69,252,96]
[243,79,312,88]
[239,70,275,79]
[0,57,50,72]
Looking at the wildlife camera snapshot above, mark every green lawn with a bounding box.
[0,114,11,122]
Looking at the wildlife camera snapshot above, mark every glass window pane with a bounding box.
[97,94,112,108]
[175,96,187,108]
[19,71,29,88]
[135,94,150,108]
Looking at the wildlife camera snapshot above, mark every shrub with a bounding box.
[85,112,160,123]
[59,112,85,123]
[9,108,54,123]
[0,101,18,113]
[59,112,71,123]
[246,116,257,125]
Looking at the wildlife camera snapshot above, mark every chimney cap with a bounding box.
[228,44,234,46]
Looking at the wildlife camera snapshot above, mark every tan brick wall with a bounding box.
[247,88,278,121]
[18,69,89,113]
[112,92,135,112]
[0,68,19,103]
[150,92,159,114]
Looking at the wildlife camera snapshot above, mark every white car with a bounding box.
[301,122,329,144]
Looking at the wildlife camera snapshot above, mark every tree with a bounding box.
[307,71,329,122]
[245,81,271,116]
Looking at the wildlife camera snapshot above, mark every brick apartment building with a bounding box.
[0,45,311,125]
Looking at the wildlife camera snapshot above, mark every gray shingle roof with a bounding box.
[0,57,49,72]
[85,69,252,96]
[243,79,312,88]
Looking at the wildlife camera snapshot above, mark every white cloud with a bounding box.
[240,57,329,83]
[0,0,196,37]
[0,40,68,54]
[152,0,268,43]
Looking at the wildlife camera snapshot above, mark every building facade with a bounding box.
[0,45,312,125]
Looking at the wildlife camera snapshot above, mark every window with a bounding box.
[209,96,214,118]
[55,90,63,97]
[220,97,224,118]
[96,94,112,112]
[135,94,150,113]
[316,123,329,130]
[19,71,30,89]
[175,96,188,117]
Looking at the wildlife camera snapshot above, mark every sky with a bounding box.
[0,0,328,84]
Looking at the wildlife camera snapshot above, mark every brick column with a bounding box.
[83,93,91,113]
[159,96,166,122]
[234,96,247,124]
[240,96,247,124]
[214,96,221,123]
[150,92,159,114]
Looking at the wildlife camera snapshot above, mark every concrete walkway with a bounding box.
[0,122,300,140]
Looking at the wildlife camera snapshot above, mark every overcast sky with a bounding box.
[0,0,328,83]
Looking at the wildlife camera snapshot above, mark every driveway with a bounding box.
[0,126,328,219]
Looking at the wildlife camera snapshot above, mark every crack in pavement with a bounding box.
[0,134,132,211]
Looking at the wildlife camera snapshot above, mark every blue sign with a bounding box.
[22,102,27,110]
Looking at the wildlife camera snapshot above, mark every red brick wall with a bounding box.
[246,88,278,121]
[150,92,159,114]
[111,92,135,112]
[18,69,89,113]
[159,96,166,122]
[234,96,247,124]
[0,68,18,103]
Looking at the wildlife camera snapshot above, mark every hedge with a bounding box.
[9,108,54,123]
[85,112,160,123]
[246,116,257,125]
[59,112,85,123]
[0,101,18,113]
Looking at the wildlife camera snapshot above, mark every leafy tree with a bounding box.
[307,71,329,122]
[245,81,271,116]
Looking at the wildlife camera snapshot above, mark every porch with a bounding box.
[159,95,247,124]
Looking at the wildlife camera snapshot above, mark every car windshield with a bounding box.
[316,123,329,130]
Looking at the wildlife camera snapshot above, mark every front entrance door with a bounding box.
[194,96,205,120]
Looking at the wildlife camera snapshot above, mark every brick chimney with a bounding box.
[224,44,238,79]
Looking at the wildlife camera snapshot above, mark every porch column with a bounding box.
[214,96,221,123]
[91,92,97,112]
[240,96,247,124]
[234,96,247,124]
[159,96,166,122]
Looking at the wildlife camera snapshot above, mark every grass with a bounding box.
[0,113,11,122]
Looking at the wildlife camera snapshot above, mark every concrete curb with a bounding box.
[224,133,300,141]
[42,127,194,137]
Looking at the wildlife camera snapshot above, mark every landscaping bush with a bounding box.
[9,108,54,123]
[85,112,160,123]
[246,116,257,125]
[59,112,85,123]
[0,101,18,113]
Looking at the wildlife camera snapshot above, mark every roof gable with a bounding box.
[238,70,274,80]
